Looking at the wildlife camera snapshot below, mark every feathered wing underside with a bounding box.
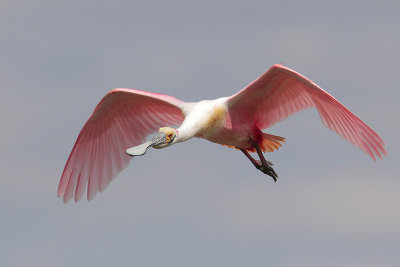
[58,89,185,202]
[228,64,386,160]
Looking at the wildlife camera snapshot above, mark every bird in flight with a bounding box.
[58,64,386,202]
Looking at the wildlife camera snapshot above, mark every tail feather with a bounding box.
[221,133,286,153]
[260,133,286,152]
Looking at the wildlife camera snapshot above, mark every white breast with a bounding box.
[176,97,229,142]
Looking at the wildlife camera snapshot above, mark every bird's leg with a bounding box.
[239,146,278,182]
[254,144,278,181]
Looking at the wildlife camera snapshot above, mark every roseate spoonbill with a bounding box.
[58,64,386,202]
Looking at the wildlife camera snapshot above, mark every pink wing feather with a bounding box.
[228,64,386,160]
[58,88,185,202]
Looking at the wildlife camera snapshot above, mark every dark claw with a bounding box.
[253,160,278,182]
[239,147,279,182]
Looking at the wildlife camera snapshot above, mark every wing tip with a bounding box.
[87,193,96,202]
[366,142,387,161]
[63,194,72,203]
[57,187,64,199]
[57,187,88,203]
[374,147,387,161]
[74,192,84,203]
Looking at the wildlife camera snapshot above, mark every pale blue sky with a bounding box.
[1,1,399,266]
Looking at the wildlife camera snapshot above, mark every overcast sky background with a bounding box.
[1,1,399,266]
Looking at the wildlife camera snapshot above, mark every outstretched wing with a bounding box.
[227,64,386,160]
[58,88,185,202]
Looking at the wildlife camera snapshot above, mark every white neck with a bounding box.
[171,98,227,144]
[173,127,197,144]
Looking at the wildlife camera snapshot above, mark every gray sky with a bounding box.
[1,1,399,266]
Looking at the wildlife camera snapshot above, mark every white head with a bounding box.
[152,127,177,148]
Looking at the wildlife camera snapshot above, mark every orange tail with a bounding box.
[259,133,286,152]
[221,133,285,153]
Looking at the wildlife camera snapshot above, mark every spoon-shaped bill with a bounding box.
[126,141,153,156]
[125,132,167,157]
